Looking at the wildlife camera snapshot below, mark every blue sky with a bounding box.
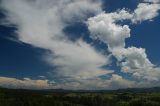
[0,0,160,89]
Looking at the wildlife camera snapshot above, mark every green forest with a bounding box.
[0,88,160,106]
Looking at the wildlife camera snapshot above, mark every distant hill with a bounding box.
[116,87,160,93]
[44,87,160,93]
[1,86,160,93]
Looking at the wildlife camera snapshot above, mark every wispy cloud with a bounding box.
[0,0,111,82]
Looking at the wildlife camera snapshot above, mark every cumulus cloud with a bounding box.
[0,77,50,89]
[87,1,160,88]
[108,74,135,89]
[132,3,160,23]
[87,11,131,51]
[112,47,153,68]
[87,9,160,83]
[112,47,160,82]
[87,2,160,50]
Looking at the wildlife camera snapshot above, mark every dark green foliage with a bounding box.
[0,88,160,106]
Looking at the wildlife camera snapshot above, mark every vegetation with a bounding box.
[0,88,160,106]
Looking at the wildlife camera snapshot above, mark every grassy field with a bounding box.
[0,88,160,106]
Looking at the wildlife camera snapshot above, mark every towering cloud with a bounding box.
[87,0,160,88]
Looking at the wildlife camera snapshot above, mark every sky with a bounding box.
[0,0,160,90]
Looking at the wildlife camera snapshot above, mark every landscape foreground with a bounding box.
[1,87,160,106]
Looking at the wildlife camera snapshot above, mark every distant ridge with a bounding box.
[1,86,160,93]
[116,87,160,93]
[44,87,160,93]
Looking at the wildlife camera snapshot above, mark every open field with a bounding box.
[1,88,160,106]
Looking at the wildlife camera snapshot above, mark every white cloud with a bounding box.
[1,74,159,90]
[132,3,160,23]
[23,77,31,80]
[87,2,160,88]
[87,10,160,82]
[87,2,160,51]
[50,74,135,90]
[108,74,135,89]
[144,0,160,3]
[87,12,131,51]
[112,47,160,82]
[112,47,153,69]
[45,40,112,79]
[109,9,133,20]
[1,0,160,89]
[88,2,160,28]
[59,0,102,22]
[1,0,102,48]
[1,0,113,81]
[38,76,46,79]
[0,76,50,89]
